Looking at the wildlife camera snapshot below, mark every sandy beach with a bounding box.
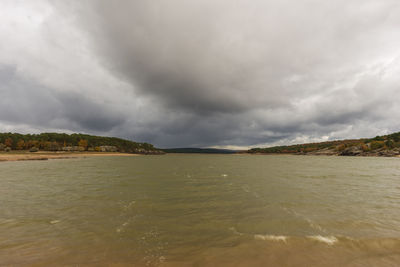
[0,151,139,162]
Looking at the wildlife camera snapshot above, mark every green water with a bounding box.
[1,154,400,266]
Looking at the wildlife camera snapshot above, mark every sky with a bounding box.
[1,0,400,149]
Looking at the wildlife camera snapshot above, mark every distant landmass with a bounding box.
[248,132,400,157]
[0,132,163,154]
[161,148,237,154]
[3,131,400,157]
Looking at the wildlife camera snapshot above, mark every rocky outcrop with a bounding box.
[306,147,338,156]
[99,146,118,152]
[248,132,400,157]
[377,149,400,157]
[62,146,85,152]
[339,146,363,156]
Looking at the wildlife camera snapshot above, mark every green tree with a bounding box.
[385,140,395,149]
[370,141,384,150]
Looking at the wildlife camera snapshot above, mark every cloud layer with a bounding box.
[1,0,400,148]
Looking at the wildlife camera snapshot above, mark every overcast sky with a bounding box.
[1,0,399,148]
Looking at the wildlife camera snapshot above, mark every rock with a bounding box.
[340,146,362,156]
[99,146,118,152]
[29,147,39,152]
[308,147,338,156]
[62,146,85,152]
[378,150,397,157]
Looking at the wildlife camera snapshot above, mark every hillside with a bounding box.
[0,133,163,154]
[248,132,400,157]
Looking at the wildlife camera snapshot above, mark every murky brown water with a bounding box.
[1,154,400,266]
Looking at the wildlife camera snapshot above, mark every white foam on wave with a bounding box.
[307,235,338,245]
[221,174,228,177]
[50,220,60,224]
[229,227,244,236]
[255,234,288,242]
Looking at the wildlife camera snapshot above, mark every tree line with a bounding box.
[0,132,158,153]
[248,132,400,154]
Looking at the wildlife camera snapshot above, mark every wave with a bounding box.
[254,234,339,245]
[307,235,338,245]
[229,227,244,236]
[254,234,288,242]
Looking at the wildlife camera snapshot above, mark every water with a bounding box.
[1,154,400,266]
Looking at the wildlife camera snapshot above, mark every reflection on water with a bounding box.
[1,154,400,266]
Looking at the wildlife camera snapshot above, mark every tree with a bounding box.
[361,143,370,152]
[4,138,13,148]
[16,139,25,150]
[385,140,395,149]
[78,139,88,150]
[0,132,157,154]
[370,141,384,150]
[336,144,346,152]
[48,142,60,151]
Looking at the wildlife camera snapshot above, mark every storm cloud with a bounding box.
[1,0,400,148]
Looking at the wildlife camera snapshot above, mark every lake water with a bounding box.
[1,154,400,266]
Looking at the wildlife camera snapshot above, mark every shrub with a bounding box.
[372,136,384,141]
[385,140,395,149]
[370,141,385,150]
[336,144,346,152]
[361,144,370,152]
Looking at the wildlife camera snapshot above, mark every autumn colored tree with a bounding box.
[78,139,88,150]
[50,141,60,151]
[16,139,25,150]
[361,143,370,152]
[26,140,39,149]
[39,141,47,149]
[4,138,13,148]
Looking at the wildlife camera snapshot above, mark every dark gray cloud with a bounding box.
[0,65,124,133]
[1,0,400,148]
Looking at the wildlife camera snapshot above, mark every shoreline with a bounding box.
[0,151,140,162]
[246,152,400,158]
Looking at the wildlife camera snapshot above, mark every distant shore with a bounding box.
[0,151,139,162]
[247,152,400,158]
